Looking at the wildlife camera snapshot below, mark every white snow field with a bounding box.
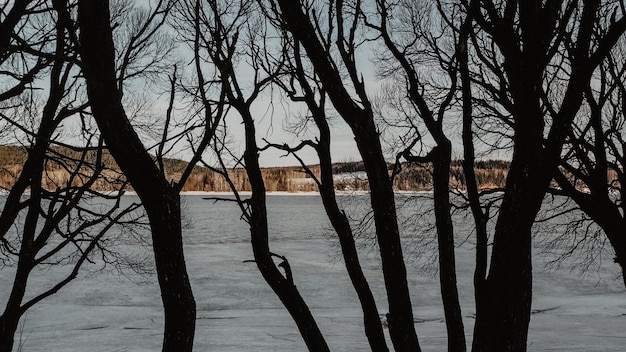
[0,194,624,351]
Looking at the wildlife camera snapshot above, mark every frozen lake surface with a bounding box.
[1,194,624,351]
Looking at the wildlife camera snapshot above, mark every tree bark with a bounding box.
[77,2,196,351]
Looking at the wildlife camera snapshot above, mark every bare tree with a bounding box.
[455,4,495,350]
[0,0,58,241]
[0,2,144,349]
[266,35,389,350]
[173,1,330,350]
[460,1,626,350]
[0,141,142,351]
[366,1,468,350]
[553,33,626,287]
[263,0,422,350]
[76,0,223,350]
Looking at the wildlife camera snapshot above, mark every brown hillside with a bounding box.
[0,145,510,192]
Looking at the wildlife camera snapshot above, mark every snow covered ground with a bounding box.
[1,194,624,351]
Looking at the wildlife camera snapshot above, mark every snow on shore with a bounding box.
[0,195,623,351]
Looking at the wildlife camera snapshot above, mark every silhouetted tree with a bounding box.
[267,37,389,351]
[553,35,626,287]
[0,2,143,349]
[76,0,223,349]
[264,0,421,350]
[172,1,330,349]
[369,1,466,349]
[461,1,626,350]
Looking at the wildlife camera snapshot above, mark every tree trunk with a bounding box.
[377,3,466,348]
[470,25,557,348]
[352,122,421,352]
[240,108,329,352]
[144,190,196,350]
[472,154,550,352]
[432,145,466,352]
[0,14,76,348]
[77,2,196,350]
[458,18,491,350]
[609,225,626,288]
[0,259,33,352]
[315,114,388,352]
[0,313,20,352]
[0,171,42,352]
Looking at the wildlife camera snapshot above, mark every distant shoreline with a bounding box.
[0,189,506,197]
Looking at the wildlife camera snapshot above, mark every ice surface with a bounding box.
[0,194,624,351]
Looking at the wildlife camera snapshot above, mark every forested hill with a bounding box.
[0,145,509,192]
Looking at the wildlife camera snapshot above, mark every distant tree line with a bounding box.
[1,145,510,192]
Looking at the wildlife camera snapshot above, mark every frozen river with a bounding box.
[0,194,624,351]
